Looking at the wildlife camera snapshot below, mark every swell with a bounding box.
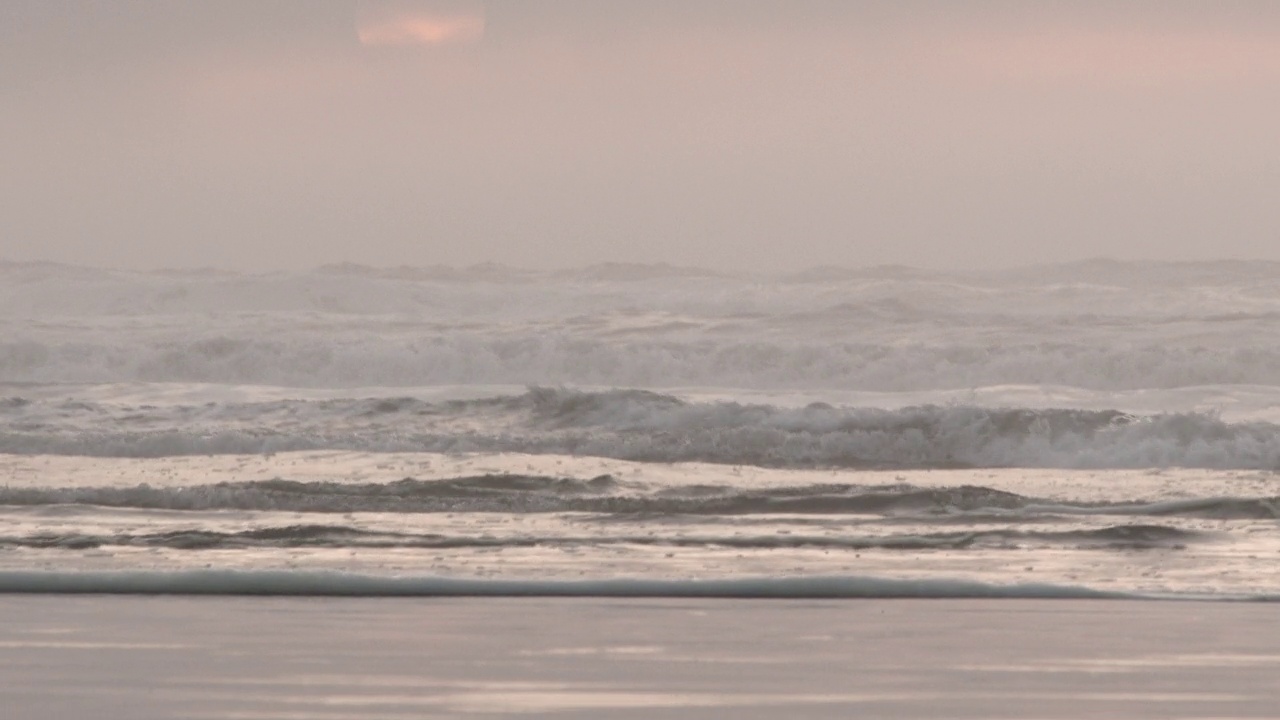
[2,477,1276,519]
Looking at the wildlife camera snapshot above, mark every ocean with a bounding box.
[3,259,1280,715]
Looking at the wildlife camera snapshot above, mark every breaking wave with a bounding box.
[5,388,1280,469]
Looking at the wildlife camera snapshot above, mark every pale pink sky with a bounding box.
[2,1,1278,271]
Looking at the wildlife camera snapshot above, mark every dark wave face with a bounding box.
[3,475,1276,520]
[0,523,1204,553]
[4,388,1280,469]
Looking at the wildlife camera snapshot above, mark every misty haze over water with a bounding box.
[3,1,1279,272]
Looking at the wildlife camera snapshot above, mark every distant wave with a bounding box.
[0,570,1139,599]
[6,259,1280,391]
[9,336,1280,391]
[5,388,1280,469]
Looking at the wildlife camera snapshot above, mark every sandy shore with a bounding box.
[2,596,1278,719]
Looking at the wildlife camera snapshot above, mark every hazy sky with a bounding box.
[2,1,1278,272]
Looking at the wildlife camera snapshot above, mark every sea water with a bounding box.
[2,259,1279,599]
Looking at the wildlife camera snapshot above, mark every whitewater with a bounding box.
[2,259,1279,599]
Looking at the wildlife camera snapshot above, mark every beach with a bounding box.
[3,596,1279,719]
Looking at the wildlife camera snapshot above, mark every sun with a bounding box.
[357,1,485,47]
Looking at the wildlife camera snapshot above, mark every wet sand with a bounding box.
[2,596,1278,719]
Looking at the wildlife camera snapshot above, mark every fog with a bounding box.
[2,1,1278,272]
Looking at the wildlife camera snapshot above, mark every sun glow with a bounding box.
[358,2,485,47]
